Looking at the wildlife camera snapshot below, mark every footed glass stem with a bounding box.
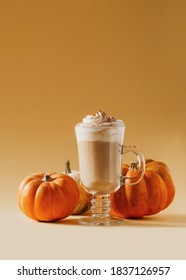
[78,195,124,226]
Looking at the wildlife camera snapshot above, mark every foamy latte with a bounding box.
[75,110,125,195]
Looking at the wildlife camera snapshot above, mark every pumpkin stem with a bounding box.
[43,174,52,182]
[130,161,139,170]
[65,159,72,174]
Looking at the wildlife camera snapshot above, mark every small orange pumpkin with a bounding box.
[110,159,175,218]
[18,172,80,222]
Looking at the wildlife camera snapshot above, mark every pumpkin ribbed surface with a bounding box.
[110,160,175,218]
[18,173,80,222]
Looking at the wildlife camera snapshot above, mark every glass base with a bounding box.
[78,195,124,226]
[78,215,124,226]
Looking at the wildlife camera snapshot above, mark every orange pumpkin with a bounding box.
[18,172,80,222]
[110,159,175,218]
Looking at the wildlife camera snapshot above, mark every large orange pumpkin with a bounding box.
[18,172,80,222]
[110,159,175,218]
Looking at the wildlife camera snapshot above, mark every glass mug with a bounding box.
[75,121,145,226]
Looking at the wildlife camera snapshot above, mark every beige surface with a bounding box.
[1,208,186,260]
[0,0,186,259]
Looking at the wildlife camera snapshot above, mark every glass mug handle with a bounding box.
[120,145,145,185]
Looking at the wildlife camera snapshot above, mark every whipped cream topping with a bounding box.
[75,110,125,142]
[82,110,116,125]
[77,110,123,127]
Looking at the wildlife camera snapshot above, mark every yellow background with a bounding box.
[0,0,186,259]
